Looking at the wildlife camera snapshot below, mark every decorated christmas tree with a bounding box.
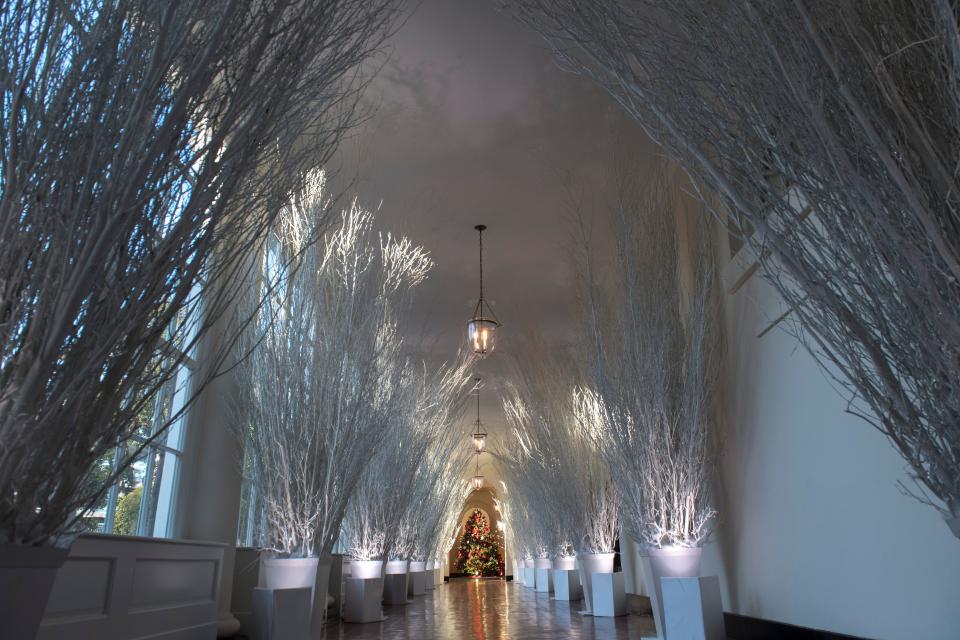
[456,509,503,576]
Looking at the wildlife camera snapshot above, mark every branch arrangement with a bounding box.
[233,184,429,559]
[406,375,477,563]
[497,335,618,558]
[507,0,960,536]
[573,162,722,549]
[344,355,475,562]
[0,0,403,546]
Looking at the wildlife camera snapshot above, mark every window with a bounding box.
[82,301,200,538]
[236,447,268,547]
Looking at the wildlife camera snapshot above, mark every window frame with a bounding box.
[94,286,203,539]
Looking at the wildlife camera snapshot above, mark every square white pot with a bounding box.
[407,571,426,596]
[535,567,553,593]
[343,577,385,623]
[383,573,409,605]
[0,544,68,640]
[253,587,311,639]
[552,569,582,601]
[591,572,626,617]
[661,576,726,640]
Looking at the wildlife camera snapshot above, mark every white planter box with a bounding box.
[260,555,330,637]
[591,571,627,617]
[343,577,384,623]
[383,573,409,605]
[661,576,726,640]
[407,571,426,596]
[523,567,537,589]
[424,568,435,590]
[38,533,225,640]
[0,544,68,640]
[326,555,346,621]
[230,547,260,635]
[552,569,582,601]
[253,587,311,640]
[577,552,614,614]
[535,567,553,593]
[645,546,703,638]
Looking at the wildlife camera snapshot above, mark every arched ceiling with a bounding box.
[330,0,656,485]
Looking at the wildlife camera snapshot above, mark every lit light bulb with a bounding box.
[467,318,498,355]
[472,433,487,453]
[471,475,484,490]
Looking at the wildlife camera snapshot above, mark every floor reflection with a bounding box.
[322,577,657,639]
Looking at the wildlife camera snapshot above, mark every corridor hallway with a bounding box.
[322,578,657,639]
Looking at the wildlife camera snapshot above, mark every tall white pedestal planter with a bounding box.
[343,577,385,623]
[345,560,384,620]
[231,547,260,634]
[425,560,435,590]
[591,572,627,617]
[261,556,331,640]
[535,558,553,593]
[0,544,68,640]
[661,576,726,640]
[434,560,445,586]
[326,555,345,621]
[523,559,536,589]
[553,569,583,601]
[524,567,536,588]
[253,587,311,640]
[577,552,614,615]
[383,560,410,605]
[554,555,576,571]
[383,574,409,605]
[408,561,426,597]
[512,561,521,583]
[645,546,703,639]
[384,559,409,605]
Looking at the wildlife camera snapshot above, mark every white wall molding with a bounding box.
[39,534,225,640]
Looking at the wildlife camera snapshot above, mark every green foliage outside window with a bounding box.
[114,486,143,536]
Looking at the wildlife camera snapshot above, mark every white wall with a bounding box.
[699,248,960,639]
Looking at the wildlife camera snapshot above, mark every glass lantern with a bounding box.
[472,431,487,453]
[467,316,499,355]
[471,475,485,490]
[467,225,500,356]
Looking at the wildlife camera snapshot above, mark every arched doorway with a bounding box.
[448,488,507,578]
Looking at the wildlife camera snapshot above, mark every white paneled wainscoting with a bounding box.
[38,534,225,640]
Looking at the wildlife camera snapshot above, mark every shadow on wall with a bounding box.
[710,227,766,614]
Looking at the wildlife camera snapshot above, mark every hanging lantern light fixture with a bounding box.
[467,224,500,355]
[471,452,484,490]
[471,377,487,453]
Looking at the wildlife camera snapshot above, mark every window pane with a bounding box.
[237,448,266,547]
[77,283,200,539]
[77,448,116,533]
[138,446,181,537]
[112,446,148,536]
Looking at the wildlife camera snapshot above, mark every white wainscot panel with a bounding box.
[39,533,225,640]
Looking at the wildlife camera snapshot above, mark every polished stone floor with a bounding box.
[323,578,658,639]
